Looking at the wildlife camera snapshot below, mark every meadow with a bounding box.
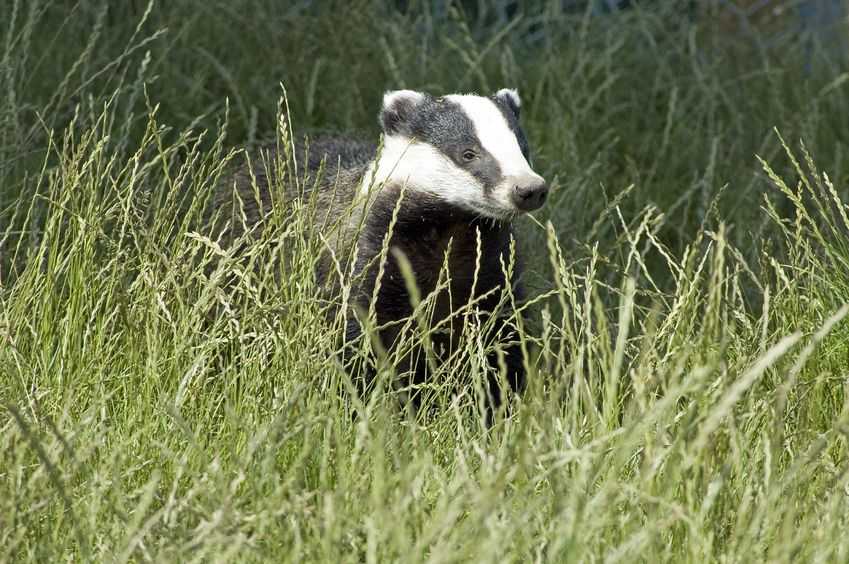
[2,1,849,561]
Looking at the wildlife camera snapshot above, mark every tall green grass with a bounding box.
[2,1,849,562]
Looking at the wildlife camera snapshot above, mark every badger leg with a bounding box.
[343,318,432,416]
[484,312,527,421]
[342,317,374,408]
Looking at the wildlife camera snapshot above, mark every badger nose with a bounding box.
[510,176,548,212]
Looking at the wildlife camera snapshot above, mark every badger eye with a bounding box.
[462,149,477,162]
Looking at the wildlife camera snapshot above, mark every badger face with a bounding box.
[362,89,548,220]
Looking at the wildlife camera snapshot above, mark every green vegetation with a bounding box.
[2,1,849,561]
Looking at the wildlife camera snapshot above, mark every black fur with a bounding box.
[348,186,526,413]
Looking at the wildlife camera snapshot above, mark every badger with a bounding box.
[214,88,548,414]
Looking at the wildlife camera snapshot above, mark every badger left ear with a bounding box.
[495,88,521,118]
[379,90,427,135]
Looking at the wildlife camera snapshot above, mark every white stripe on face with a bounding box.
[360,135,488,212]
[445,94,539,179]
[444,93,545,210]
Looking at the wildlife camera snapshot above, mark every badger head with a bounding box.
[362,89,548,220]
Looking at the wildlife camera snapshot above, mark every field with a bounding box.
[2,1,849,562]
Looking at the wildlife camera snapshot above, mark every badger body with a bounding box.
[214,89,547,410]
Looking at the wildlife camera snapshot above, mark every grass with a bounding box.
[2,1,849,561]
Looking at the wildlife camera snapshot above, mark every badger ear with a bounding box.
[379,90,426,135]
[495,88,521,118]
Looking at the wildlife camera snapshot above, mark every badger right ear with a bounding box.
[379,90,426,135]
[495,88,521,118]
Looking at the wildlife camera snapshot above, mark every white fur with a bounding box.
[382,89,425,109]
[445,93,534,178]
[362,92,544,219]
[496,88,521,109]
[446,93,544,209]
[360,135,503,216]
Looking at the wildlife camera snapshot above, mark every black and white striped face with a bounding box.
[362,89,548,220]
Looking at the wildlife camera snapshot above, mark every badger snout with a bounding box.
[510,174,548,212]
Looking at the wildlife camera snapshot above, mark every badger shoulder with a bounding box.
[210,133,376,244]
